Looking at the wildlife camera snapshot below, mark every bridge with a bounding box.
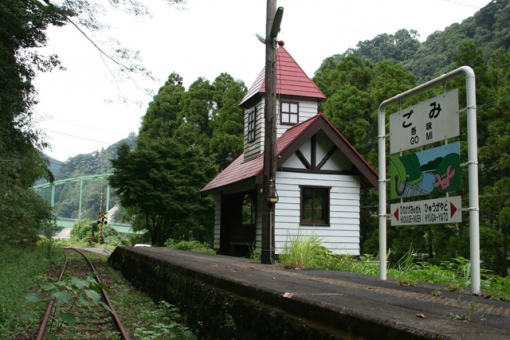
[34,174,113,219]
[34,174,135,234]
[56,217,135,234]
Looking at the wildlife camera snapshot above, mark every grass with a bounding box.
[0,239,64,339]
[278,232,510,300]
[0,239,197,339]
[164,239,216,254]
[278,230,332,269]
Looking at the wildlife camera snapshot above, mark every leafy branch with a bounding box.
[25,276,111,339]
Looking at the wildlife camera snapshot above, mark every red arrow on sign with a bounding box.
[393,207,399,221]
[450,201,458,217]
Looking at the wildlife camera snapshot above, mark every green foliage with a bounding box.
[25,275,111,339]
[392,248,417,286]
[209,73,248,170]
[320,1,510,83]
[278,230,331,269]
[140,72,246,168]
[0,175,58,244]
[35,133,138,221]
[134,301,196,340]
[69,218,126,246]
[0,244,64,339]
[139,73,186,141]
[110,138,217,246]
[0,0,71,245]
[165,239,215,254]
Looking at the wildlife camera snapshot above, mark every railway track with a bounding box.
[36,247,129,340]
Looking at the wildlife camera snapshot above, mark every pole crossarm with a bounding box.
[33,173,112,190]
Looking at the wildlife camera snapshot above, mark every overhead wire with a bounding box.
[49,118,128,137]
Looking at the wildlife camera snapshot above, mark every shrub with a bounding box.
[165,239,215,254]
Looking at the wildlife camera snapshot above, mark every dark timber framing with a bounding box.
[294,134,339,171]
[200,114,378,197]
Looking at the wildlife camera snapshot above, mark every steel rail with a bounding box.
[72,247,130,339]
[36,252,68,340]
[36,247,130,340]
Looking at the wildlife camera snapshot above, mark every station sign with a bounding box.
[390,142,460,199]
[390,89,459,154]
[390,196,462,226]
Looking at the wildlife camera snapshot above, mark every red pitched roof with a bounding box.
[201,114,378,194]
[239,42,326,107]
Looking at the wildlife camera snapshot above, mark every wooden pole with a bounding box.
[261,0,277,264]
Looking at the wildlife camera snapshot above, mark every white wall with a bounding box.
[243,100,264,160]
[243,98,319,160]
[276,99,318,138]
[273,172,361,256]
[213,193,221,250]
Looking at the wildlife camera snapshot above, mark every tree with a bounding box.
[1,1,185,244]
[0,0,69,243]
[209,73,247,169]
[139,73,185,141]
[109,140,217,246]
[139,72,247,169]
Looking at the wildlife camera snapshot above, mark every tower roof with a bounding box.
[239,42,326,108]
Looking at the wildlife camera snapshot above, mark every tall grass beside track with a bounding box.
[0,240,63,338]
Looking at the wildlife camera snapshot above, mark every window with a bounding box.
[300,186,330,226]
[242,193,256,225]
[248,108,256,142]
[280,101,299,125]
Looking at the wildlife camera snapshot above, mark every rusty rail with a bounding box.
[36,247,129,339]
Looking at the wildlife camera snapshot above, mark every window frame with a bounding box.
[299,186,331,226]
[247,108,256,142]
[280,101,299,125]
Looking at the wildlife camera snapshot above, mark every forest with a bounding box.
[3,0,510,276]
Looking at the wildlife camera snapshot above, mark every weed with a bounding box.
[0,244,65,339]
[450,297,478,320]
[431,290,442,296]
[165,239,215,254]
[134,301,195,340]
[24,276,111,339]
[278,230,325,269]
[393,247,418,286]
[248,243,261,263]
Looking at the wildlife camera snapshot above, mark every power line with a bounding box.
[50,118,128,136]
[444,0,483,9]
[45,129,113,145]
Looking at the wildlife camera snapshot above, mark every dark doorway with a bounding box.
[219,190,256,257]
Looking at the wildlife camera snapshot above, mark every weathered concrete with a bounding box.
[108,246,510,340]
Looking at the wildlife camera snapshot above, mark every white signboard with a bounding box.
[390,89,459,154]
[390,196,462,226]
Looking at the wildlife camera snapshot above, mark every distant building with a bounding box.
[201,42,378,257]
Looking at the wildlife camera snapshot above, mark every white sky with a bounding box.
[34,0,491,162]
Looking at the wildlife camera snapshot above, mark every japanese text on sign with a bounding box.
[389,89,459,154]
[390,196,462,226]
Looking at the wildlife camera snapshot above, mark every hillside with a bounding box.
[320,0,510,83]
[37,132,137,221]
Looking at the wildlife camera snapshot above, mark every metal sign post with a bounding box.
[378,66,480,294]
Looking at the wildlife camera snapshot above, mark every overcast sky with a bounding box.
[34,0,491,162]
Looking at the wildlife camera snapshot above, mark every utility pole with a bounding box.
[261,0,283,264]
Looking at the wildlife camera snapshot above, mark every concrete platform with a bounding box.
[108,247,510,340]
